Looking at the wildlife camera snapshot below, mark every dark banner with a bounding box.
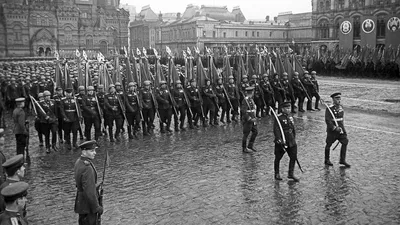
[360,16,377,48]
[339,18,354,51]
[385,15,400,48]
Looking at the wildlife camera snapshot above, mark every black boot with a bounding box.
[324,147,333,166]
[128,126,134,139]
[52,144,59,152]
[46,147,51,154]
[160,123,165,133]
[288,165,299,182]
[175,123,179,132]
[179,122,186,131]
[339,145,351,168]
[274,173,282,180]
[247,142,257,152]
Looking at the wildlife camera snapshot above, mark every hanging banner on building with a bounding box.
[339,18,354,51]
[360,16,377,48]
[385,15,400,48]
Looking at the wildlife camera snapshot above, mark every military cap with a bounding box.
[251,75,257,79]
[128,82,136,87]
[78,86,85,91]
[15,98,25,103]
[65,88,73,93]
[87,86,95,91]
[190,79,196,83]
[330,92,341,98]
[2,154,24,171]
[283,72,288,76]
[228,75,234,79]
[262,74,268,78]
[38,92,44,98]
[98,84,104,88]
[175,80,182,84]
[0,128,4,138]
[304,70,309,74]
[25,76,31,80]
[245,86,254,92]
[115,82,121,86]
[143,80,151,85]
[242,75,248,79]
[56,87,63,91]
[11,78,16,81]
[79,140,98,151]
[280,101,291,108]
[43,91,51,96]
[1,181,29,202]
[205,78,210,81]
[311,71,317,75]
[160,80,167,85]
[109,84,115,88]
[294,72,299,76]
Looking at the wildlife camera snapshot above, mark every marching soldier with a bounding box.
[76,86,86,140]
[324,93,350,168]
[172,80,188,131]
[291,72,306,112]
[13,98,28,155]
[74,140,103,225]
[140,81,155,136]
[214,77,228,123]
[0,181,29,225]
[104,84,124,142]
[302,72,316,111]
[281,72,296,113]
[39,91,59,154]
[273,101,299,182]
[250,75,265,117]
[239,75,250,107]
[96,85,107,135]
[82,86,101,141]
[53,87,64,143]
[202,79,217,126]
[270,74,284,111]
[115,82,125,133]
[187,79,203,128]
[156,81,173,133]
[241,86,258,153]
[260,74,275,115]
[60,88,80,150]
[309,71,321,111]
[125,82,141,138]
[226,75,239,122]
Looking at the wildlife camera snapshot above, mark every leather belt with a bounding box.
[66,110,76,112]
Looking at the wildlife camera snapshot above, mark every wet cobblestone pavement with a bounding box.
[1,104,400,224]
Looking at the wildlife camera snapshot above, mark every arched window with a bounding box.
[318,19,329,39]
[353,16,361,39]
[100,41,108,55]
[376,14,386,38]
[325,0,330,10]
[337,0,344,9]
[319,1,325,11]
[65,27,72,43]
[334,19,340,39]
[86,36,93,50]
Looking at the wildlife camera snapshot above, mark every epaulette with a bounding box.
[61,97,66,100]
[83,160,90,166]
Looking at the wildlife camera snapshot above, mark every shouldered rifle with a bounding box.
[74,96,84,133]
[116,94,128,123]
[167,87,178,117]
[222,85,233,110]
[150,88,161,119]
[94,95,106,131]
[182,88,193,116]
[256,83,267,110]
[135,91,144,121]
[269,106,304,173]
[197,90,205,119]
[299,79,312,101]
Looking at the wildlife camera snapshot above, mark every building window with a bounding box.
[245,31,248,36]
[337,0,344,9]
[257,32,259,37]
[86,38,93,50]
[203,31,206,37]
[213,31,216,38]
[319,1,325,11]
[353,16,361,39]
[334,20,340,39]
[252,31,255,37]
[14,26,22,41]
[377,14,386,38]
[42,19,47,26]
[270,31,272,37]
[325,0,330,10]
[223,32,226,38]
[318,19,329,39]
[235,31,238,37]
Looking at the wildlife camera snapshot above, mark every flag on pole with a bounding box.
[75,49,81,58]
[82,50,88,61]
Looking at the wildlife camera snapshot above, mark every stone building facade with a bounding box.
[0,0,129,57]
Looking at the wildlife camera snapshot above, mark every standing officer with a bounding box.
[156,81,173,133]
[250,75,264,118]
[187,79,203,128]
[39,91,59,153]
[60,88,80,150]
[291,72,306,112]
[0,181,29,225]
[260,74,274,115]
[125,82,141,138]
[76,86,86,140]
[74,140,103,225]
[302,72,316,111]
[13,98,28,155]
[104,84,124,142]
[53,87,64,143]
[240,86,258,153]
[273,102,299,182]
[281,72,296,113]
[172,80,187,131]
[202,79,217,126]
[82,86,101,141]
[226,76,239,122]
[324,93,350,167]
[214,77,228,124]
[140,81,155,136]
[270,74,284,111]
[239,75,250,108]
